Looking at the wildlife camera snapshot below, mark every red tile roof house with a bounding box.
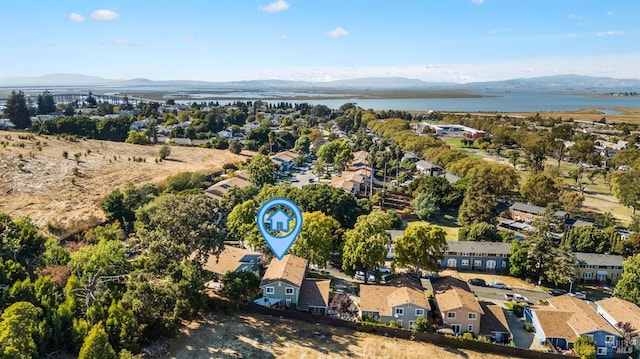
[257,255,330,315]
[359,274,430,330]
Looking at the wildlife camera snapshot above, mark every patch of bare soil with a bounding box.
[0,130,251,236]
[168,313,517,359]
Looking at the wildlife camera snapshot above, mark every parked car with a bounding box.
[569,292,587,300]
[354,271,375,282]
[549,289,567,296]
[377,265,392,274]
[513,293,529,302]
[423,272,441,280]
[488,281,509,289]
[468,278,487,287]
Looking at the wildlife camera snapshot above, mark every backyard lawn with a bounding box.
[406,214,461,241]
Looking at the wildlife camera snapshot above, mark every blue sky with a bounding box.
[0,0,638,82]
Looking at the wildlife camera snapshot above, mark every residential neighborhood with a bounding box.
[1,88,639,358]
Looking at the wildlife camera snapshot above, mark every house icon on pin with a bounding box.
[267,209,292,232]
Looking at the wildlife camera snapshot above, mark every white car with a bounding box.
[513,293,528,302]
[378,266,392,274]
[488,281,509,289]
[354,271,375,282]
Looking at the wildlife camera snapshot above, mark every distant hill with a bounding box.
[1,73,638,92]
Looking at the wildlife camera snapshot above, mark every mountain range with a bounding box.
[1,73,639,92]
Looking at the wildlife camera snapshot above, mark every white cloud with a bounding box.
[112,39,137,46]
[91,9,119,21]
[183,36,196,42]
[568,33,577,38]
[68,13,85,22]
[258,0,290,13]
[487,29,498,35]
[471,0,484,5]
[276,34,288,41]
[597,31,624,36]
[327,27,349,38]
[607,11,614,16]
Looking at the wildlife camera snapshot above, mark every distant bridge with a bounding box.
[49,93,161,106]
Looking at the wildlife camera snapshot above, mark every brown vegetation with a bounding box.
[169,313,516,359]
[0,130,250,237]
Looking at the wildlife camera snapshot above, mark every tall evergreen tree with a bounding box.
[4,91,31,129]
[79,323,117,359]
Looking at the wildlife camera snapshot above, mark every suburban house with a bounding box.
[479,302,512,344]
[204,172,252,201]
[330,168,370,196]
[439,241,511,272]
[574,252,624,284]
[297,279,331,315]
[359,275,430,330]
[525,295,621,358]
[415,160,444,176]
[270,150,300,171]
[509,202,569,224]
[257,254,330,314]
[350,150,370,169]
[596,297,640,352]
[433,277,484,336]
[201,246,262,277]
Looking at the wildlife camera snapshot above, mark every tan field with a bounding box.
[168,313,518,359]
[0,130,251,237]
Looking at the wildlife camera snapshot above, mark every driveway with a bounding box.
[504,309,534,349]
[291,170,318,189]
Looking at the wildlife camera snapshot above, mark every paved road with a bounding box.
[291,170,318,189]
[469,284,552,305]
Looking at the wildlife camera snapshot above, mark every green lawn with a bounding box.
[406,214,461,241]
[442,137,478,149]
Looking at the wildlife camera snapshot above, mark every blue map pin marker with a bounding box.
[257,198,303,260]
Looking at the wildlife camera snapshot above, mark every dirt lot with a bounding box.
[0,130,251,236]
[168,313,517,359]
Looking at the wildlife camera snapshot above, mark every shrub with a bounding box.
[462,332,474,340]
[524,322,534,332]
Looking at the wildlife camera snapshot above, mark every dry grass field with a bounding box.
[0,130,251,237]
[168,313,518,359]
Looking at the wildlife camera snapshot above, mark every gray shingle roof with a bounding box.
[574,252,624,267]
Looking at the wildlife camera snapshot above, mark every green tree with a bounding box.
[36,91,56,115]
[105,300,140,353]
[563,226,611,253]
[125,131,150,145]
[613,254,640,306]
[545,251,577,287]
[458,184,495,226]
[79,323,117,359]
[458,222,501,242]
[136,193,226,270]
[68,238,130,279]
[291,212,340,267]
[164,171,206,193]
[229,139,242,154]
[0,301,42,359]
[100,189,134,224]
[294,135,311,155]
[520,173,563,206]
[42,237,70,266]
[574,335,596,359]
[559,191,584,213]
[317,139,353,171]
[4,91,31,129]
[412,191,439,220]
[247,154,277,188]
[226,199,261,248]
[221,271,260,303]
[393,224,447,277]
[158,145,171,160]
[342,211,393,281]
[612,160,640,214]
